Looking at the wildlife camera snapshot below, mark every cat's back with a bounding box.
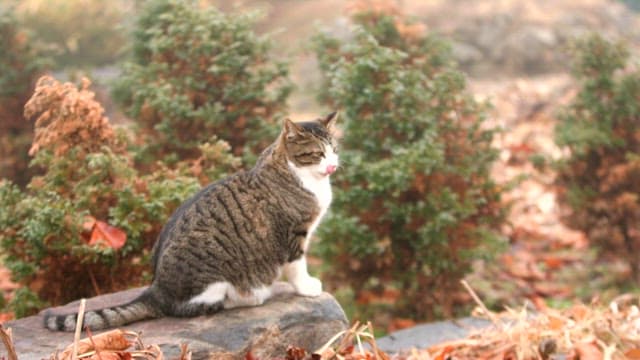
[151,170,257,267]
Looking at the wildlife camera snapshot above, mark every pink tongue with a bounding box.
[325,165,337,175]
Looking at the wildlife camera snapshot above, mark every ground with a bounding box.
[2,0,640,354]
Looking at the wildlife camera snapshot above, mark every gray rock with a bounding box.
[493,25,560,74]
[451,41,484,66]
[376,317,491,353]
[4,282,348,360]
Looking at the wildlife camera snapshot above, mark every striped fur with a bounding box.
[44,112,339,331]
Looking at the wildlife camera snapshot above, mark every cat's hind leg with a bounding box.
[175,281,229,317]
[223,285,272,309]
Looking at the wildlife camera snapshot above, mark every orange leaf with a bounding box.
[433,345,454,360]
[530,296,549,311]
[547,315,565,331]
[89,221,127,250]
[568,304,589,321]
[0,312,14,322]
[286,345,307,360]
[625,349,640,359]
[339,345,354,356]
[574,341,602,360]
[387,318,416,333]
[60,329,131,360]
[543,256,565,269]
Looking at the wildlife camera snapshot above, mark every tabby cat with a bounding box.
[44,112,339,331]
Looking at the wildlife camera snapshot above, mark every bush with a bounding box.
[0,76,239,316]
[113,0,292,165]
[555,34,640,282]
[313,5,504,321]
[0,5,48,186]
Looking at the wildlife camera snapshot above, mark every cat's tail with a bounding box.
[43,290,160,332]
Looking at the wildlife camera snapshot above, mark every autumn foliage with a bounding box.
[24,76,118,157]
[555,34,640,283]
[314,2,504,322]
[0,76,205,316]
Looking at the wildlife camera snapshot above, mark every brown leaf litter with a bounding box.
[407,283,640,360]
[2,284,640,360]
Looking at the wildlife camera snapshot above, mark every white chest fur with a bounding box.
[299,173,332,213]
[290,165,332,250]
[288,144,337,251]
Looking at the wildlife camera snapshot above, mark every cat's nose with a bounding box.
[325,165,337,175]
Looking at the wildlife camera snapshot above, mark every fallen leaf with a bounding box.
[59,329,132,360]
[286,345,307,360]
[501,251,545,280]
[89,221,127,250]
[433,345,454,360]
[568,304,589,321]
[387,318,416,333]
[546,315,565,331]
[0,312,14,322]
[477,343,517,360]
[339,344,355,356]
[530,296,549,311]
[573,341,602,360]
[532,281,572,297]
[542,255,565,269]
[625,348,640,359]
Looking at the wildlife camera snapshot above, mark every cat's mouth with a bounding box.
[322,165,337,176]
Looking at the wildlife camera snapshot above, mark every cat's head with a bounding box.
[279,112,339,179]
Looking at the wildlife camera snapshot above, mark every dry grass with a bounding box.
[409,284,640,360]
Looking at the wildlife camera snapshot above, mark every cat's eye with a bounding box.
[295,151,324,164]
[299,151,323,157]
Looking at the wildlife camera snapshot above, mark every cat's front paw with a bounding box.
[293,276,323,297]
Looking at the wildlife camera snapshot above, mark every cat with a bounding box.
[44,112,339,331]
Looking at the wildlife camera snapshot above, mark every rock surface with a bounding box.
[376,317,491,353]
[5,282,347,360]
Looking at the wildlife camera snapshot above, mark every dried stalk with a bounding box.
[178,343,190,360]
[0,323,18,360]
[72,299,87,360]
[460,279,500,326]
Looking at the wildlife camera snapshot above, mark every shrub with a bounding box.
[0,5,48,186]
[113,0,292,165]
[0,76,239,316]
[555,34,640,282]
[313,4,504,321]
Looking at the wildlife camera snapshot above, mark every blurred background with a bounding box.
[2,0,640,335]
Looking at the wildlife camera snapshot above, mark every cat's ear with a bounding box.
[283,118,304,140]
[319,111,339,130]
